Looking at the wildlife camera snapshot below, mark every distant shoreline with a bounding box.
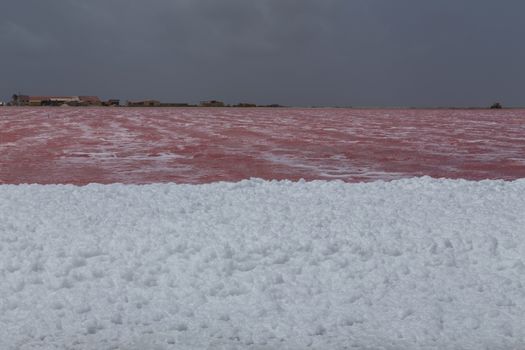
[2,105,524,110]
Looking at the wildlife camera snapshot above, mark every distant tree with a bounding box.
[490,102,502,109]
[12,94,18,104]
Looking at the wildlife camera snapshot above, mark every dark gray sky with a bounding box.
[2,0,524,107]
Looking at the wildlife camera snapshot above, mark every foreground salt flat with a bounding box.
[1,178,525,349]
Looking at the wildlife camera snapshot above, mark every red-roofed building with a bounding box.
[79,96,102,106]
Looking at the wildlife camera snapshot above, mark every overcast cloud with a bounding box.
[1,0,524,106]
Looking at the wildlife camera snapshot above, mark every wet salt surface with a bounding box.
[1,107,524,184]
[1,178,525,349]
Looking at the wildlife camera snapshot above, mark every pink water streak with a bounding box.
[1,108,524,185]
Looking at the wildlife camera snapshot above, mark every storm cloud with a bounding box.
[2,0,524,106]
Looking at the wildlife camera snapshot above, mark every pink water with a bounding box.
[1,107,524,185]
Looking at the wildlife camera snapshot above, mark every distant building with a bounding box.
[159,102,193,107]
[11,94,30,106]
[0,101,4,106]
[101,99,120,106]
[200,100,225,107]
[233,103,257,108]
[30,96,80,106]
[79,96,102,106]
[10,94,102,106]
[127,100,161,107]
